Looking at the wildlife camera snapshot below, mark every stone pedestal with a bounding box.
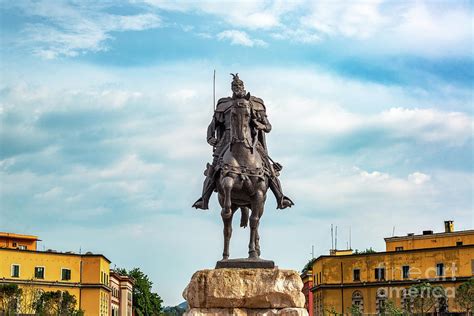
[183,268,308,316]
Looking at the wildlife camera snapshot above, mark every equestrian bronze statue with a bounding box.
[193,74,293,260]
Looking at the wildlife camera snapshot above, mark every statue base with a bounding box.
[183,268,308,316]
[215,258,275,269]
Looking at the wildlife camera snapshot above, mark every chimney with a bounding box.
[444,220,454,233]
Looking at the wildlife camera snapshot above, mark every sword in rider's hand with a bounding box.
[212,69,216,152]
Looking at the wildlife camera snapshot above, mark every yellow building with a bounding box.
[0,232,40,250]
[0,233,111,316]
[306,221,474,315]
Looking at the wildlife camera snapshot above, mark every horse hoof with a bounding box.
[248,252,259,259]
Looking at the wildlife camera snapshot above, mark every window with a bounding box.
[436,263,444,276]
[376,289,387,314]
[18,245,27,250]
[375,267,385,281]
[402,266,410,279]
[12,242,17,247]
[62,268,71,281]
[395,246,404,251]
[456,241,463,246]
[11,264,20,277]
[353,269,361,281]
[35,267,45,279]
[352,291,364,313]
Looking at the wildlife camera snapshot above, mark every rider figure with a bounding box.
[192,74,294,210]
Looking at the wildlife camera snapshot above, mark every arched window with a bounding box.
[376,288,387,315]
[352,290,364,313]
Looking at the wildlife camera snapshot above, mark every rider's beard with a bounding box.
[233,89,246,98]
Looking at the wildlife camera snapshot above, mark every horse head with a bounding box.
[230,99,253,149]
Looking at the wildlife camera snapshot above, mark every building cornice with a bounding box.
[384,230,474,242]
[0,247,111,263]
[0,278,111,291]
[311,244,474,262]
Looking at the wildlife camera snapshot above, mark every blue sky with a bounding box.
[1,0,473,305]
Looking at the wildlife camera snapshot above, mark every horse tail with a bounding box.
[240,207,249,228]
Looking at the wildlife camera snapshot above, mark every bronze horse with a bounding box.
[216,98,269,260]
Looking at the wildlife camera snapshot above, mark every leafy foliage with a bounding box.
[407,282,446,315]
[301,258,316,274]
[0,283,22,314]
[383,299,406,316]
[354,247,376,254]
[326,306,342,315]
[455,278,474,313]
[347,304,362,316]
[118,267,163,316]
[17,280,43,314]
[34,290,82,316]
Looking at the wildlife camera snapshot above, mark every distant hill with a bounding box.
[162,301,187,316]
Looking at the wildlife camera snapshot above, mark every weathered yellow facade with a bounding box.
[0,248,111,316]
[308,225,474,315]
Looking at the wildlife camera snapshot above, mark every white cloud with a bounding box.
[142,0,300,29]
[14,1,161,59]
[408,172,431,185]
[217,30,267,47]
[387,3,473,57]
[301,0,385,39]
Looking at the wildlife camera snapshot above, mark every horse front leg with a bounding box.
[249,188,266,259]
[222,206,238,260]
[220,176,234,219]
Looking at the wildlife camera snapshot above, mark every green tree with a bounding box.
[326,306,342,315]
[0,283,22,314]
[455,278,474,314]
[383,299,406,316]
[301,258,316,274]
[17,279,43,314]
[347,304,362,316]
[34,290,82,316]
[407,282,446,316]
[354,247,376,254]
[118,268,163,316]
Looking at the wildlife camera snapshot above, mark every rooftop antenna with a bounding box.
[349,226,352,249]
[392,226,396,237]
[331,224,334,250]
[311,245,315,259]
[335,226,338,250]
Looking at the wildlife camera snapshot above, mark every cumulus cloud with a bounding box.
[142,0,298,29]
[10,1,161,59]
[217,30,267,47]
[300,0,386,39]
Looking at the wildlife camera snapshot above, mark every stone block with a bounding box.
[184,307,308,316]
[182,268,305,309]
